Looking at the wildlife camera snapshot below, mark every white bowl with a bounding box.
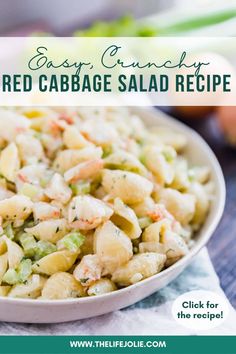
[0,108,225,323]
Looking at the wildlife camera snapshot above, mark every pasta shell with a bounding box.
[8,274,46,298]
[148,127,187,152]
[158,188,196,225]
[0,109,30,142]
[25,219,68,243]
[111,198,141,239]
[1,236,24,269]
[42,272,86,299]
[102,169,153,204]
[139,242,165,254]
[112,253,166,286]
[104,150,147,176]
[64,158,104,183]
[32,250,78,275]
[63,126,92,149]
[0,195,33,221]
[170,158,190,191]
[0,285,11,297]
[163,231,188,260]
[16,133,45,165]
[132,197,155,218]
[189,166,210,184]
[142,146,175,185]
[88,278,117,296]
[142,219,171,243]
[188,182,210,228]
[81,119,119,146]
[94,221,133,274]
[0,186,14,201]
[80,232,94,256]
[0,142,20,182]
[53,147,102,173]
[0,253,8,283]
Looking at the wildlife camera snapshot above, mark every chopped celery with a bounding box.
[155,9,236,35]
[34,241,57,260]
[20,183,38,199]
[104,161,144,175]
[188,169,196,182]
[40,178,49,188]
[74,15,156,37]
[19,234,56,260]
[74,10,236,38]
[18,259,32,282]
[70,181,90,195]
[102,145,114,158]
[139,153,146,165]
[19,233,37,258]
[2,269,19,285]
[58,232,85,252]
[162,146,176,163]
[4,223,14,240]
[162,151,174,163]
[3,259,32,284]
[40,174,52,188]
[138,216,152,229]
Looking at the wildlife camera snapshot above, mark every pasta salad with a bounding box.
[0,107,213,299]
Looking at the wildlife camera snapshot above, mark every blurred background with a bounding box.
[0,0,236,36]
[0,0,235,308]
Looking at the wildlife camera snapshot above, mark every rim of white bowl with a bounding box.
[0,108,226,306]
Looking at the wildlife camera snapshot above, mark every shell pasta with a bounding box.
[0,107,212,299]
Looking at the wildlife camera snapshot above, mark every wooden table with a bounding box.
[162,108,236,309]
